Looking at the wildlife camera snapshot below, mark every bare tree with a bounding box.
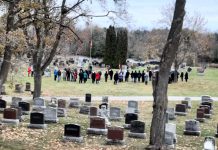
[147,0,186,149]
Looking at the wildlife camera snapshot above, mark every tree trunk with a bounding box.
[33,65,42,98]
[148,0,186,149]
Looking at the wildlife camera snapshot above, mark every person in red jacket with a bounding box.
[95,72,100,84]
[28,66,32,77]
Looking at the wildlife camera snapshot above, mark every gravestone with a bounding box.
[48,97,57,107]
[126,100,139,114]
[109,107,122,121]
[203,136,217,150]
[165,123,177,144]
[57,99,67,117]
[87,116,107,135]
[99,105,110,126]
[175,104,187,116]
[25,82,31,91]
[165,131,175,149]
[1,108,19,125]
[0,99,6,112]
[10,106,23,121]
[85,93,91,105]
[44,107,59,123]
[18,101,30,115]
[181,100,189,109]
[63,124,83,142]
[69,98,80,108]
[201,95,213,103]
[123,113,138,129]
[89,107,98,117]
[215,124,218,138]
[195,108,205,122]
[199,105,211,118]
[102,96,109,103]
[166,108,176,120]
[28,112,47,129]
[128,120,146,139]
[183,120,201,136]
[1,85,6,95]
[79,105,89,115]
[201,102,213,114]
[11,97,22,107]
[106,126,124,144]
[15,84,24,93]
[99,103,108,110]
[32,97,46,112]
[184,97,192,108]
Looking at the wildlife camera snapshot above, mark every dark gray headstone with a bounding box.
[18,102,30,112]
[125,113,138,124]
[85,93,91,103]
[30,112,44,124]
[130,120,145,133]
[0,99,6,109]
[64,124,81,137]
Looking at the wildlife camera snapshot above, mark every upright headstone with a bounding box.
[123,113,138,129]
[128,120,146,139]
[203,136,217,150]
[195,108,205,122]
[166,108,176,120]
[11,97,22,107]
[175,104,187,116]
[1,108,19,125]
[89,107,98,117]
[109,107,122,121]
[79,105,90,115]
[1,84,6,95]
[102,96,109,103]
[25,82,31,91]
[32,97,46,111]
[85,93,91,105]
[181,100,189,109]
[48,97,57,107]
[28,112,47,129]
[69,98,80,108]
[10,106,23,121]
[87,116,107,135]
[99,105,110,126]
[0,99,6,112]
[57,99,67,117]
[165,123,177,144]
[106,126,124,144]
[126,100,139,113]
[184,97,192,108]
[201,102,213,114]
[183,120,201,136]
[201,95,213,103]
[44,107,59,123]
[165,131,175,149]
[18,101,30,115]
[63,124,83,142]
[199,105,211,118]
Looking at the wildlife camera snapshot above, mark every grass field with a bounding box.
[0,100,217,150]
[4,67,218,97]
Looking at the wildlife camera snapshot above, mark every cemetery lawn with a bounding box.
[4,67,218,97]
[0,100,217,149]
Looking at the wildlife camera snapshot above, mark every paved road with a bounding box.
[2,95,218,102]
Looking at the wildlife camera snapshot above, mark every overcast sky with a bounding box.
[75,0,218,32]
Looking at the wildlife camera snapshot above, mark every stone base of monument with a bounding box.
[32,106,46,112]
[204,114,211,119]
[105,138,125,145]
[1,119,19,126]
[183,130,201,136]
[63,136,83,143]
[128,132,146,139]
[87,128,107,135]
[123,124,131,129]
[175,112,187,116]
[109,117,123,121]
[45,118,59,123]
[195,118,205,123]
[28,124,47,129]
[165,144,175,149]
[22,111,30,115]
[0,108,5,112]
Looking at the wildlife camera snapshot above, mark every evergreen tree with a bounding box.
[104,26,117,68]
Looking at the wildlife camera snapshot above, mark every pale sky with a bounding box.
[75,0,218,32]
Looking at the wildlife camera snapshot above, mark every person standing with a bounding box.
[185,72,189,82]
[91,71,96,84]
[104,71,108,82]
[57,69,61,82]
[125,70,130,82]
[114,71,119,85]
[28,66,32,77]
[54,68,58,81]
[180,71,184,82]
[144,72,148,85]
[138,70,141,82]
[131,71,134,82]
[109,69,113,80]
[141,70,145,83]
[79,70,83,84]
[149,70,152,81]
[133,70,138,83]
[95,71,100,84]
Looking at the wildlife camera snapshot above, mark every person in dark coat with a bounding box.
[91,71,96,84]
[133,71,138,83]
[149,70,153,81]
[109,69,113,80]
[185,72,188,82]
[180,71,184,82]
[104,71,108,82]
[79,70,83,84]
[131,71,134,82]
[114,71,119,85]
[141,70,145,83]
[138,70,141,82]
[125,70,130,82]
